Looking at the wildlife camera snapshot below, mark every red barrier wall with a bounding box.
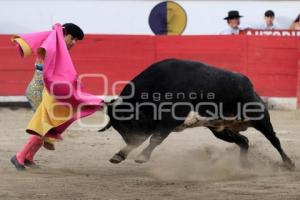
[0,34,299,107]
[297,40,300,109]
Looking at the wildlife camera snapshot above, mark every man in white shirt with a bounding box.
[220,10,243,35]
[258,10,278,30]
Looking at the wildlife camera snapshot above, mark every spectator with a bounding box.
[289,14,300,30]
[220,10,243,35]
[258,10,278,30]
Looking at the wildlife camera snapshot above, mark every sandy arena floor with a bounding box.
[0,107,300,200]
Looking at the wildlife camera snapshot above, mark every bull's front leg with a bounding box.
[110,145,135,164]
[110,133,150,164]
[135,131,171,163]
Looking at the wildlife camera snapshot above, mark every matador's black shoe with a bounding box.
[10,155,26,171]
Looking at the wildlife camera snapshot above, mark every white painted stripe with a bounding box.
[262,97,297,110]
[0,96,27,102]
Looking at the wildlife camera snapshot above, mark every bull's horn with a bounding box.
[103,97,123,105]
[98,115,112,132]
[98,120,112,132]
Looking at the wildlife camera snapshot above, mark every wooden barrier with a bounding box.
[0,34,299,108]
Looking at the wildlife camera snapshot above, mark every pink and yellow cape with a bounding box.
[12,24,103,148]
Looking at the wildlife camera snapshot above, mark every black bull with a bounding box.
[99,59,295,170]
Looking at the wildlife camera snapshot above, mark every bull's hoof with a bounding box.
[109,153,125,164]
[283,160,295,171]
[135,154,150,164]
